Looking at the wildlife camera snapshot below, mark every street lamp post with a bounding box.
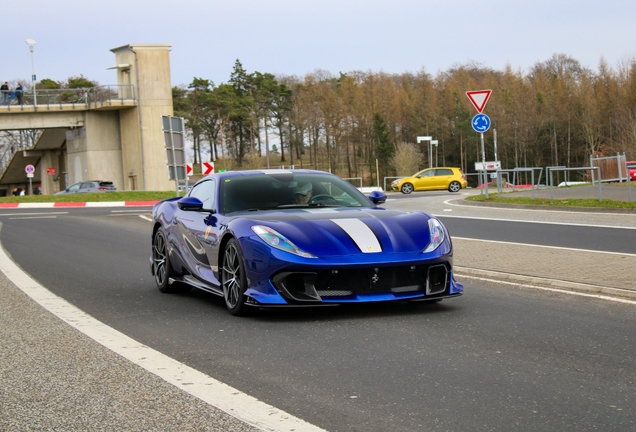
[431,140,439,167]
[417,136,434,168]
[25,39,37,105]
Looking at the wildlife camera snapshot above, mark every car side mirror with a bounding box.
[177,196,215,213]
[368,190,387,205]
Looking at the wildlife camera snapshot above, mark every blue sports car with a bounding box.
[150,169,463,316]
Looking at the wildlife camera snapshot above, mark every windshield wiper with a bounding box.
[276,202,331,209]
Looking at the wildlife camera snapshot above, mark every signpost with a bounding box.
[25,164,35,195]
[466,89,495,197]
[465,90,492,113]
[466,89,492,165]
[161,115,187,196]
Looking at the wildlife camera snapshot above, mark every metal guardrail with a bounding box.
[1,85,135,110]
[384,176,403,192]
[495,168,542,200]
[548,166,603,202]
[342,177,363,188]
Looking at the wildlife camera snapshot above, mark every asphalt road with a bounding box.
[1,202,635,431]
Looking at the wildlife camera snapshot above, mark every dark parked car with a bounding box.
[150,169,464,316]
[55,180,117,195]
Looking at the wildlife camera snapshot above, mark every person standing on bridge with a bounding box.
[15,83,23,105]
[1,82,9,105]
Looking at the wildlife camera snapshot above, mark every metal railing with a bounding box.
[548,166,603,202]
[495,168,543,200]
[342,177,363,188]
[384,176,404,192]
[1,85,135,110]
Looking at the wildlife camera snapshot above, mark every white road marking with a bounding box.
[437,212,636,230]
[443,197,636,218]
[0,223,325,432]
[111,209,151,213]
[8,216,58,220]
[139,215,152,222]
[107,213,146,217]
[452,236,636,257]
[459,274,636,305]
[0,212,68,216]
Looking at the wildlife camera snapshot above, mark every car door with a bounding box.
[66,183,82,193]
[79,182,95,193]
[413,169,436,190]
[175,179,221,284]
[433,169,454,190]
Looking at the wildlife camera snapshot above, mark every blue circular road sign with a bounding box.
[472,113,491,133]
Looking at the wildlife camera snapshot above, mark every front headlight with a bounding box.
[252,225,317,258]
[391,180,400,185]
[423,218,445,253]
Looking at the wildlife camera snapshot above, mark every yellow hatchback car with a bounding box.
[391,167,468,194]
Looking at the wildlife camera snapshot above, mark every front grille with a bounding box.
[273,264,450,303]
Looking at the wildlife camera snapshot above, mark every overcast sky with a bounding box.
[4,0,635,88]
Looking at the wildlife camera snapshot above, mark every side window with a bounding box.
[436,169,453,176]
[68,183,81,191]
[420,170,435,177]
[189,179,216,210]
[80,182,94,189]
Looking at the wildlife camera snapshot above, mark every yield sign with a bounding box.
[466,89,492,113]
[202,161,215,175]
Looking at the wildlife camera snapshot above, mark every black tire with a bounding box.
[221,238,251,316]
[448,181,461,193]
[152,227,190,294]
[401,183,414,194]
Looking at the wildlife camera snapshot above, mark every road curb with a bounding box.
[0,201,159,208]
[455,266,636,301]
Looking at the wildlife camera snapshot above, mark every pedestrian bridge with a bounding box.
[0,41,176,196]
[0,86,137,195]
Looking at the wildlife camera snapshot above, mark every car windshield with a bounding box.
[219,172,373,213]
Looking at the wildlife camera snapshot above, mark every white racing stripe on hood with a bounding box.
[331,218,382,253]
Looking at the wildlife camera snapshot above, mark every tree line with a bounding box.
[173,55,636,183]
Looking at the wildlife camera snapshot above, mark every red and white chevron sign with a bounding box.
[186,164,193,176]
[202,161,215,175]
